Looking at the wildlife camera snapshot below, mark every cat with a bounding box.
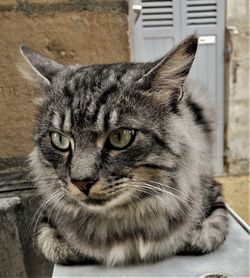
[19,34,228,266]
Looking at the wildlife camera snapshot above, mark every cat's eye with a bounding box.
[108,129,135,150]
[51,132,70,151]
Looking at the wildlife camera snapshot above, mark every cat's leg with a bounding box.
[36,223,83,264]
[181,181,229,255]
[186,204,228,254]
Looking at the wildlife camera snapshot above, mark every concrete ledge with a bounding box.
[53,214,250,277]
[0,197,27,277]
[0,162,53,277]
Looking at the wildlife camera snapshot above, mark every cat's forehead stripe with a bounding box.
[110,110,118,127]
[49,64,153,133]
[96,106,105,131]
[63,109,72,132]
[52,111,62,130]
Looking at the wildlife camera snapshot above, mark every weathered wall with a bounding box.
[225,0,249,175]
[0,0,130,158]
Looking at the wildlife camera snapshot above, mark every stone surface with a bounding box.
[0,1,130,157]
[0,197,27,278]
[0,161,53,278]
[225,0,250,175]
[217,175,250,225]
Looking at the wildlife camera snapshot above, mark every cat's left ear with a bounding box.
[138,34,198,99]
[19,45,63,87]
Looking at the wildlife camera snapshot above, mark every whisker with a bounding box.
[27,191,63,244]
[24,189,62,241]
[133,179,206,223]
[32,191,65,251]
[119,180,205,227]
[46,193,65,226]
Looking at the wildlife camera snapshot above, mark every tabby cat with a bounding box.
[20,34,228,266]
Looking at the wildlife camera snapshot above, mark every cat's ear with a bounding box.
[138,34,198,94]
[18,45,63,87]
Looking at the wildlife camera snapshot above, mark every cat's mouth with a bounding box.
[67,180,113,205]
[84,195,112,206]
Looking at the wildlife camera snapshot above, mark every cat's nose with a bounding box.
[71,177,98,195]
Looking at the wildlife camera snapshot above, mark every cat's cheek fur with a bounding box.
[107,244,127,266]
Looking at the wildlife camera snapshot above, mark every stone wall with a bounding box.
[225,0,250,175]
[0,0,130,158]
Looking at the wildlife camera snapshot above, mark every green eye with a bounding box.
[51,132,70,151]
[108,129,135,150]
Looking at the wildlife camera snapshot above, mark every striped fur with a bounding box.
[20,35,228,266]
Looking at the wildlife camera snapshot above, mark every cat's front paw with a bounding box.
[182,205,228,255]
[37,224,81,264]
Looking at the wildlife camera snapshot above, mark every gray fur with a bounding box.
[20,34,228,266]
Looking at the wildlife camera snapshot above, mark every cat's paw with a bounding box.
[37,223,81,264]
[184,205,228,254]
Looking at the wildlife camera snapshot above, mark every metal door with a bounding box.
[131,0,225,175]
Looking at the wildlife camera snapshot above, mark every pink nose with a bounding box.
[71,179,87,190]
[71,178,97,195]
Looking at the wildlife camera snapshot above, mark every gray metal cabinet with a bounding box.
[132,0,225,175]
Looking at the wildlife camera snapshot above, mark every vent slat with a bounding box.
[142,6,172,10]
[143,24,173,28]
[187,11,217,18]
[187,5,216,12]
[187,0,217,26]
[142,7,173,14]
[141,0,173,29]
[143,19,173,24]
[142,11,172,15]
[143,14,173,20]
[143,21,173,26]
[188,18,216,23]
[187,0,217,5]
[142,2,172,8]
[188,18,217,25]
[142,0,172,2]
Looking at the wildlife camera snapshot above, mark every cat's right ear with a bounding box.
[18,45,63,87]
[136,34,198,101]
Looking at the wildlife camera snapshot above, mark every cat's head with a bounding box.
[20,35,198,211]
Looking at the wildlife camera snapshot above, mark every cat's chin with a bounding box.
[71,191,131,212]
[83,196,112,206]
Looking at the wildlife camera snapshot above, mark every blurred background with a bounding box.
[0,0,249,277]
